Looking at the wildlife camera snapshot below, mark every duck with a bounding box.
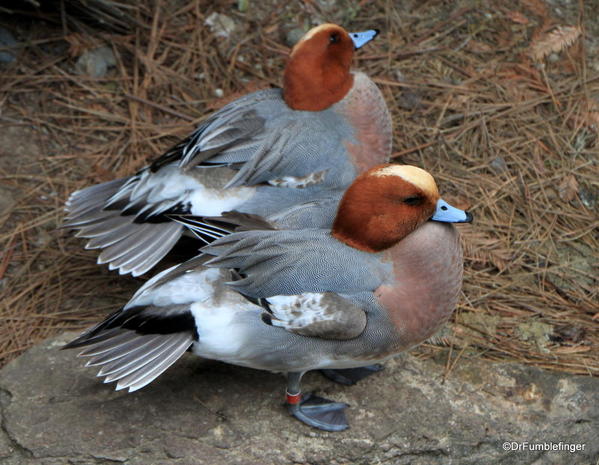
[63,23,392,277]
[64,164,472,432]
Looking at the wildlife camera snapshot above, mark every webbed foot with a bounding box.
[320,364,384,385]
[286,392,349,431]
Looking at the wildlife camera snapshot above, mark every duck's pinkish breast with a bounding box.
[339,72,392,174]
[374,222,464,351]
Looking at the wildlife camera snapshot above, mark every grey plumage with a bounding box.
[65,299,197,392]
[76,330,136,355]
[130,255,212,297]
[65,178,128,216]
[114,336,192,391]
[224,120,299,188]
[64,176,185,276]
[77,330,193,392]
[265,195,342,229]
[85,334,163,366]
[203,229,392,298]
[64,72,390,276]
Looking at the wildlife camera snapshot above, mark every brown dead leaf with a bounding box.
[496,62,546,100]
[87,103,108,113]
[558,175,579,202]
[551,325,586,343]
[497,65,543,101]
[502,79,541,102]
[588,111,599,129]
[530,26,582,62]
[64,33,101,58]
[496,28,517,48]
[506,11,530,25]
[466,40,492,53]
[519,0,548,19]
[263,24,279,34]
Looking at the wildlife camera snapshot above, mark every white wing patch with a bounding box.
[265,292,367,340]
[267,293,328,330]
[267,169,328,189]
[187,183,254,216]
[111,165,254,218]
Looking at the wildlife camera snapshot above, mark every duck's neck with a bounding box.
[335,72,393,174]
[283,57,353,111]
[331,217,420,253]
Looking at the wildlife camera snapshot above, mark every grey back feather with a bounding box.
[204,229,391,298]
[179,87,359,189]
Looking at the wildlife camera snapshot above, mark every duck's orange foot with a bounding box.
[320,364,384,386]
[286,393,349,431]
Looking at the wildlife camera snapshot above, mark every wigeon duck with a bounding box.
[63,24,391,276]
[64,164,472,431]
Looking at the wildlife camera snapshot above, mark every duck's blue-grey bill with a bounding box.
[349,29,379,49]
[431,198,473,223]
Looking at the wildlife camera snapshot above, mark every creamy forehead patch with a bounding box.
[372,165,439,197]
[298,23,341,42]
[290,24,344,57]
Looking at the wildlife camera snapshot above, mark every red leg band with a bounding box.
[286,391,302,405]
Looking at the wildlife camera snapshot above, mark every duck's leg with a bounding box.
[285,371,349,431]
[320,364,384,386]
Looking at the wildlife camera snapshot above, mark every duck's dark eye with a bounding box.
[403,196,423,206]
[329,33,340,44]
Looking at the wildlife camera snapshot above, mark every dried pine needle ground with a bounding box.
[0,0,597,375]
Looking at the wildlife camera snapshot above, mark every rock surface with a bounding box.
[0,333,597,465]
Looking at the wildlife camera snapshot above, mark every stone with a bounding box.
[0,27,18,63]
[490,156,508,173]
[75,46,117,78]
[204,13,237,39]
[579,184,597,210]
[0,333,597,464]
[285,28,305,47]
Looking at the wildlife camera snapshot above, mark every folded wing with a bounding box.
[204,229,390,298]
[264,292,367,340]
